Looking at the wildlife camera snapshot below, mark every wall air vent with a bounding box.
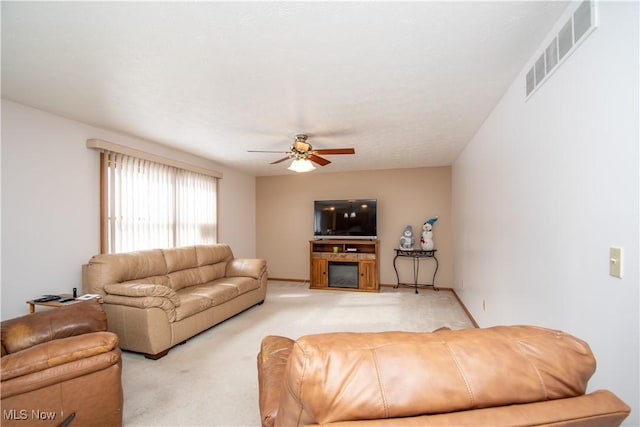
[526,0,598,98]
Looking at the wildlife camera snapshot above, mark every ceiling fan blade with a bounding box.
[270,156,292,164]
[314,148,355,155]
[308,154,331,166]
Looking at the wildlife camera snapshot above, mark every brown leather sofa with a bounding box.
[1,300,123,427]
[83,243,267,359]
[258,326,630,427]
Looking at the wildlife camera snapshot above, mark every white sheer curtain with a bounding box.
[103,151,217,254]
[175,170,217,247]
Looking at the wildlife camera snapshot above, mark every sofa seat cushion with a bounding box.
[172,277,260,322]
[185,284,239,307]
[174,293,214,321]
[214,276,260,294]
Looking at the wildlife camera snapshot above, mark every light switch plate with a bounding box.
[609,247,623,278]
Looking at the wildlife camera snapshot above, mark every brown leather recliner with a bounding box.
[258,326,630,427]
[1,299,123,427]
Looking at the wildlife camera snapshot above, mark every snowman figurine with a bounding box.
[399,225,415,250]
[420,217,438,250]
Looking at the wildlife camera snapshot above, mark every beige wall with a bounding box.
[1,100,257,320]
[256,167,451,287]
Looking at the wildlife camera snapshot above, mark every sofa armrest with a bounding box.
[104,282,180,306]
[258,335,295,427]
[227,258,267,279]
[1,331,118,382]
[102,294,178,322]
[1,350,121,401]
[1,300,106,354]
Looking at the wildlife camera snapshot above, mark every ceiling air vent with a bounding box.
[525,0,598,98]
[558,19,573,61]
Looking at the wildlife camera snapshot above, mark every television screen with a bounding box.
[314,199,377,239]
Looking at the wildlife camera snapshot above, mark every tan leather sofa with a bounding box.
[1,300,123,427]
[83,244,267,359]
[258,326,630,427]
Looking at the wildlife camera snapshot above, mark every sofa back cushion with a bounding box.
[83,244,236,294]
[163,246,198,272]
[196,244,233,283]
[275,326,596,426]
[83,249,167,294]
[164,247,200,291]
[195,244,233,265]
[1,300,107,354]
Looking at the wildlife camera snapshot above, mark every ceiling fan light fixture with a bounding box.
[288,158,316,173]
[249,133,354,171]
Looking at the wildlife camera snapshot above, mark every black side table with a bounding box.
[393,249,439,293]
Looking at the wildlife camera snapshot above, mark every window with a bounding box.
[101,150,217,254]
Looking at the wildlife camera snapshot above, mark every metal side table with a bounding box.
[393,248,439,293]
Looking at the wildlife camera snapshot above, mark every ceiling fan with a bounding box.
[248,134,355,172]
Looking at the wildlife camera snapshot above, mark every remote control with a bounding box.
[33,295,61,303]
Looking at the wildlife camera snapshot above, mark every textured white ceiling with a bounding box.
[1,1,568,176]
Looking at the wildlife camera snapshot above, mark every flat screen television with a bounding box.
[314,199,377,240]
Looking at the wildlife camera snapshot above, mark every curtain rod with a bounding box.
[86,139,223,179]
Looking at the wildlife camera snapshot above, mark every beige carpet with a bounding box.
[121,281,475,427]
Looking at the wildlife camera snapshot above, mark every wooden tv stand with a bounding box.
[309,239,379,292]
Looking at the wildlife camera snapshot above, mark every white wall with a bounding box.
[452,2,638,424]
[0,100,257,320]
[217,166,256,259]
